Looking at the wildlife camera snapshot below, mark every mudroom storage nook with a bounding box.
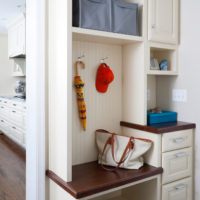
[47,0,195,200]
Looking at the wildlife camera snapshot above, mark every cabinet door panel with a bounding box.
[162,177,192,200]
[148,0,179,44]
[162,147,192,184]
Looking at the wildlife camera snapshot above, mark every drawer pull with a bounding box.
[175,152,187,158]
[1,106,4,109]
[13,104,17,106]
[4,101,7,103]
[12,126,16,130]
[1,120,4,122]
[175,184,186,190]
[12,110,16,113]
[174,138,184,143]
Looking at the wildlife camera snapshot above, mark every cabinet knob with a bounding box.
[152,24,157,29]
[12,110,16,113]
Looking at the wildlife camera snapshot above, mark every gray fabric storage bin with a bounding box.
[111,0,139,36]
[73,0,111,32]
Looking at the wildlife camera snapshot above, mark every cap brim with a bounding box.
[96,80,109,93]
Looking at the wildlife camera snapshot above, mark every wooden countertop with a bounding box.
[46,161,163,199]
[120,121,196,134]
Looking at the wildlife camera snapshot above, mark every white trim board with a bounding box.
[26,0,46,199]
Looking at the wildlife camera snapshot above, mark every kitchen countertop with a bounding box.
[0,96,26,103]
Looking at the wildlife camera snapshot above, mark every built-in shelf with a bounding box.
[72,27,144,45]
[147,70,178,76]
[46,161,163,199]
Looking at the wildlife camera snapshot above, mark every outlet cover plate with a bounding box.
[172,89,187,102]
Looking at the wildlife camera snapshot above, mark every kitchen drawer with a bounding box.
[9,125,24,143]
[10,101,26,112]
[0,105,10,118]
[0,118,10,134]
[162,147,192,184]
[162,130,193,152]
[10,108,25,127]
[162,177,192,200]
[2,99,10,107]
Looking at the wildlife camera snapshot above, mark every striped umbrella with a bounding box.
[74,61,86,131]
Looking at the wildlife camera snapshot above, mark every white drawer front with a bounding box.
[0,118,10,135]
[162,130,193,152]
[9,101,26,112]
[10,109,25,128]
[162,177,192,200]
[0,105,10,118]
[162,147,192,184]
[9,125,24,143]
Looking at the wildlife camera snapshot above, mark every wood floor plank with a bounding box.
[0,134,25,200]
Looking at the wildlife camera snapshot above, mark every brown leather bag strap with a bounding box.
[111,135,134,165]
[100,135,134,172]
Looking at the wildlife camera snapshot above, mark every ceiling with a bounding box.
[0,0,25,34]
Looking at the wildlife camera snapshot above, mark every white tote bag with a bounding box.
[96,129,152,170]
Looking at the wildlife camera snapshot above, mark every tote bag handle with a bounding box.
[100,134,134,172]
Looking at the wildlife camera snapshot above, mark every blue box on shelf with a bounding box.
[147,111,177,125]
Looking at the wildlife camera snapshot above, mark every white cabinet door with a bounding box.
[148,0,179,44]
[162,177,192,200]
[162,147,192,184]
[8,14,26,57]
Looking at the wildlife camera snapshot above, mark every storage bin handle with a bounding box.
[114,1,138,9]
[88,0,106,4]
[175,184,186,190]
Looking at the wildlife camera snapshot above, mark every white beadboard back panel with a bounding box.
[72,41,122,165]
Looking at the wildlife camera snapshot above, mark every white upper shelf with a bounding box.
[72,27,144,45]
[147,70,178,76]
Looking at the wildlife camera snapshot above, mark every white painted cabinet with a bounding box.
[0,97,26,148]
[8,13,26,58]
[148,0,179,44]
[162,177,192,200]
[162,148,192,184]
[122,128,194,200]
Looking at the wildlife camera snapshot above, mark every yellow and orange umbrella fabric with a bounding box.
[74,61,86,131]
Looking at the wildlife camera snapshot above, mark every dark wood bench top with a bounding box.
[46,161,163,199]
[120,121,196,134]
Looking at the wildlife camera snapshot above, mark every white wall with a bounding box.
[156,1,200,199]
[0,34,24,96]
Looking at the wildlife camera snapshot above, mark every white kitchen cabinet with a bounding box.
[8,13,26,58]
[0,97,26,148]
[148,0,179,44]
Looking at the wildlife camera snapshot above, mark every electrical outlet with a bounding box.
[172,89,187,102]
[147,89,150,101]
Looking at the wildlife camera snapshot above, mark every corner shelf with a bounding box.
[72,27,144,45]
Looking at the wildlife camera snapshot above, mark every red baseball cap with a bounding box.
[96,63,114,93]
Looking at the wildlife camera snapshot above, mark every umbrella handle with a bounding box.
[75,61,85,76]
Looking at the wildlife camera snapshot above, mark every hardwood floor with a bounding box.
[0,134,25,200]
